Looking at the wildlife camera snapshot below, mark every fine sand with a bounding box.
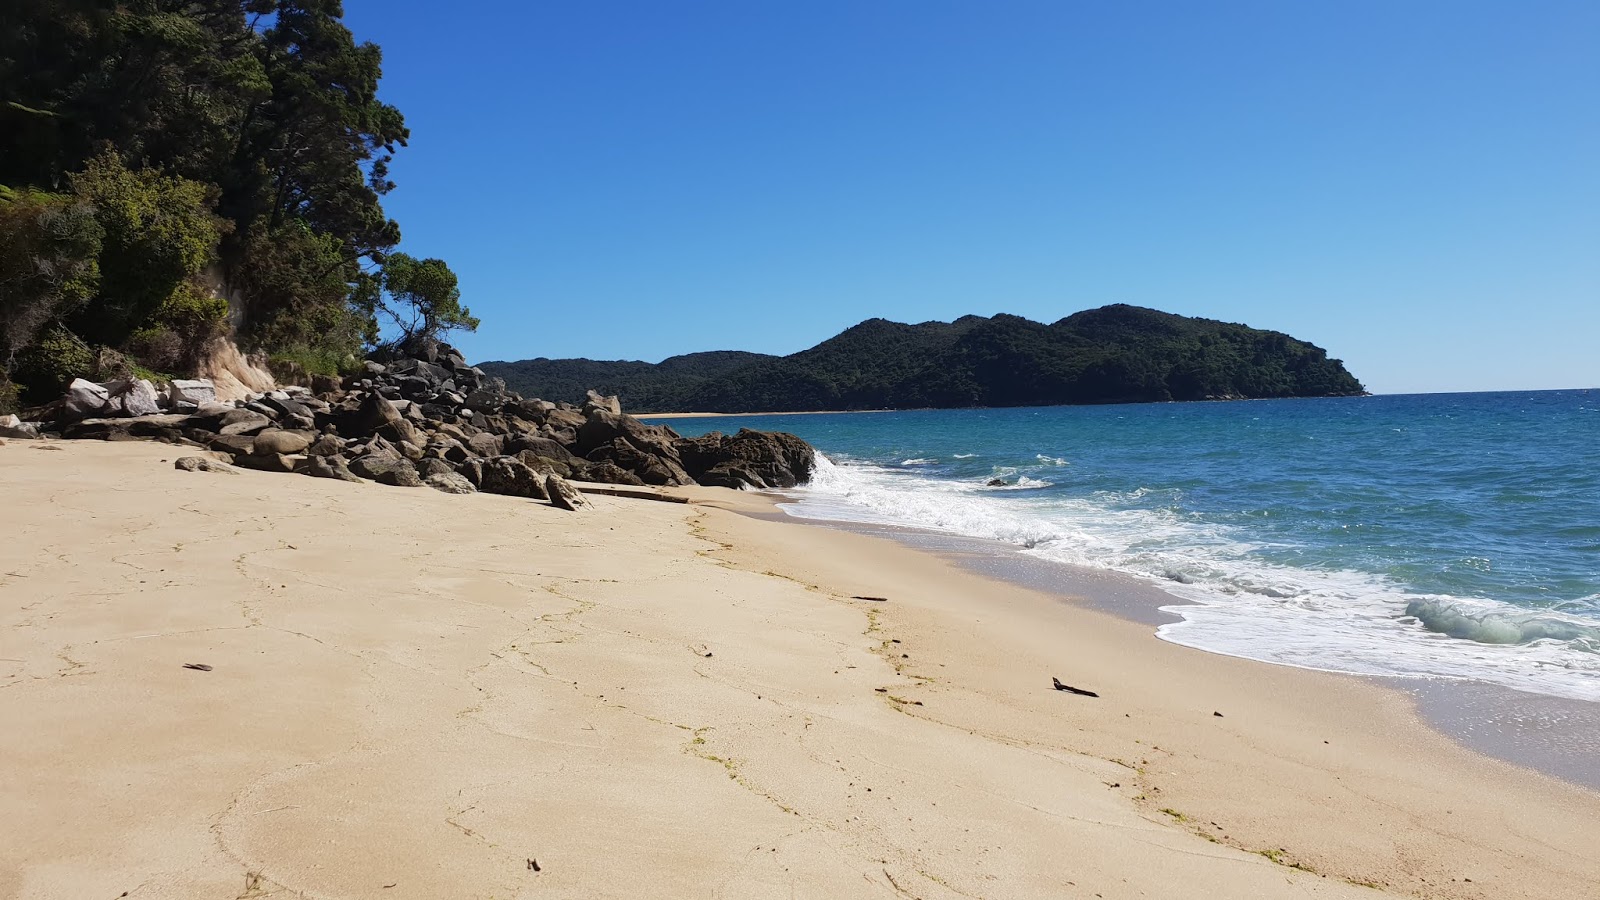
[2,440,1597,899]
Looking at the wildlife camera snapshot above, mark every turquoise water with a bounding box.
[651,392,1600,701]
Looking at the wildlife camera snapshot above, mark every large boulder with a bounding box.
[252,429,316,455]
[676,429,817,489]
[544,474,592,511]
[302,454,362,483]
[168,379,217,407]
[217,410,274,436]
[0,415,39,439]
[174,456,234,474]
[425,472,476,494]
[581,460,646,486]
[478,456,547,499]
[583,389,622,416]
[585,437,693,486]
[62,378,112,419]
[113,379,163,417]
[233,452,297,473]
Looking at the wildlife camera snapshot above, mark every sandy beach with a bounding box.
[3,440,1597,900]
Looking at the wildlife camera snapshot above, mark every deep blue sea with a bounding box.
[651,391,1600,702]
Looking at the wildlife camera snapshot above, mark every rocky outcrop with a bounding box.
[25,340,822,503]
[675,428,817,489]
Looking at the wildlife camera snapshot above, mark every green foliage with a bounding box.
[377,253,477,342]
[267,345,360,379]
[66,151,228,348]
[481,351,777,412]
[483,306,1366,412]
[0,1,459,391]
[12,324,95,401]
[0,187,102,371]
[234,222,371,363]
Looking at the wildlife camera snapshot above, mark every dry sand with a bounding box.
[2,440,1596,899]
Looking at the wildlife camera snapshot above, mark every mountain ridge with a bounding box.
[479,305,1365,412]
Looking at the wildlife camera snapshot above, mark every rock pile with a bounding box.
[13,339,818,502]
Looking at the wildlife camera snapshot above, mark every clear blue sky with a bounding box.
[344,0,1597,394]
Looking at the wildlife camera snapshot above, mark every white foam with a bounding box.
[787,455,1600,702]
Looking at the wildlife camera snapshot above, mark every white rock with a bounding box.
[0,414,40,439]
[117,379,163,417]
[64,378,112,417]
[168,378,217,406]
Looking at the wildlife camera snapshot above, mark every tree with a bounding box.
[374,253,477,343]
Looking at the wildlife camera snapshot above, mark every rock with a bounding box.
[676,428,816,489]
[478,456,548,499]
[583,389,622,416]
[217,410,273,436]
[466,432,504,457]
[986,478,1008,487]
[63,378,112,418]
[233,452,297,473]
[116,379,163,417]
[376,462,424,487]
[207,433,257,456]
[252,429,316,455]
[261,394,312,420]
[582,460,647,486]
[425,472,476,494]
[168,378,217,407]
[586,437,693,486]
[458,457,486,487]
[302,454,362,482]
[544,474,592,510]
[305,434,345,456]
[174,456,235,474]
[63,414,190,441]
[348,454,410,482]
[0,415,39,440]
[507,434,577,462]
[415,457,456,478]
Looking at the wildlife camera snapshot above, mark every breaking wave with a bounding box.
[787,454,1600,702]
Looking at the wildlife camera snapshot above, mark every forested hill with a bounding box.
[480,305,1366,412]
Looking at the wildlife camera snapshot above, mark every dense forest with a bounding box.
[0,1,473,412]
[482,305,1366,412]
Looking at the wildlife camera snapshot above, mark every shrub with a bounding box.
[12,324,95,401]
[0,188,102,374]
[66,151,228,349]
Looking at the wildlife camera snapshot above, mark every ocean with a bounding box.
[652,391,1600,703]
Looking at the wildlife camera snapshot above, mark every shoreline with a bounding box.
[4,441,1598,898]
[751,508,1600,792]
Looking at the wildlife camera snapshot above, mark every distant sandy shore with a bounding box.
[636,409,893,419]
[3,440,1597,899]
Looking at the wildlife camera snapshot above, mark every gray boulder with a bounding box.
[174,456,235,474]
[583,389,622,416]
[168,379,217,407]
[63,378,112,418]
[425,472,476,494]
[0,415,39,439]
[302,455,362,482]
[233,452,297,473]
[253,429,316,455]
[478,456,547,499]
[114,379,163,417]
[545,474,592,510]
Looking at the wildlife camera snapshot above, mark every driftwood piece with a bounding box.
[569,483,689,503]
[1052,677,1097,697]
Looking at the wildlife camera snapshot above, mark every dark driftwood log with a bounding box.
[1052,677,1097,697]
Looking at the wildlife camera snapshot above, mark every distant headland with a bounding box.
[481,304,1366,413]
